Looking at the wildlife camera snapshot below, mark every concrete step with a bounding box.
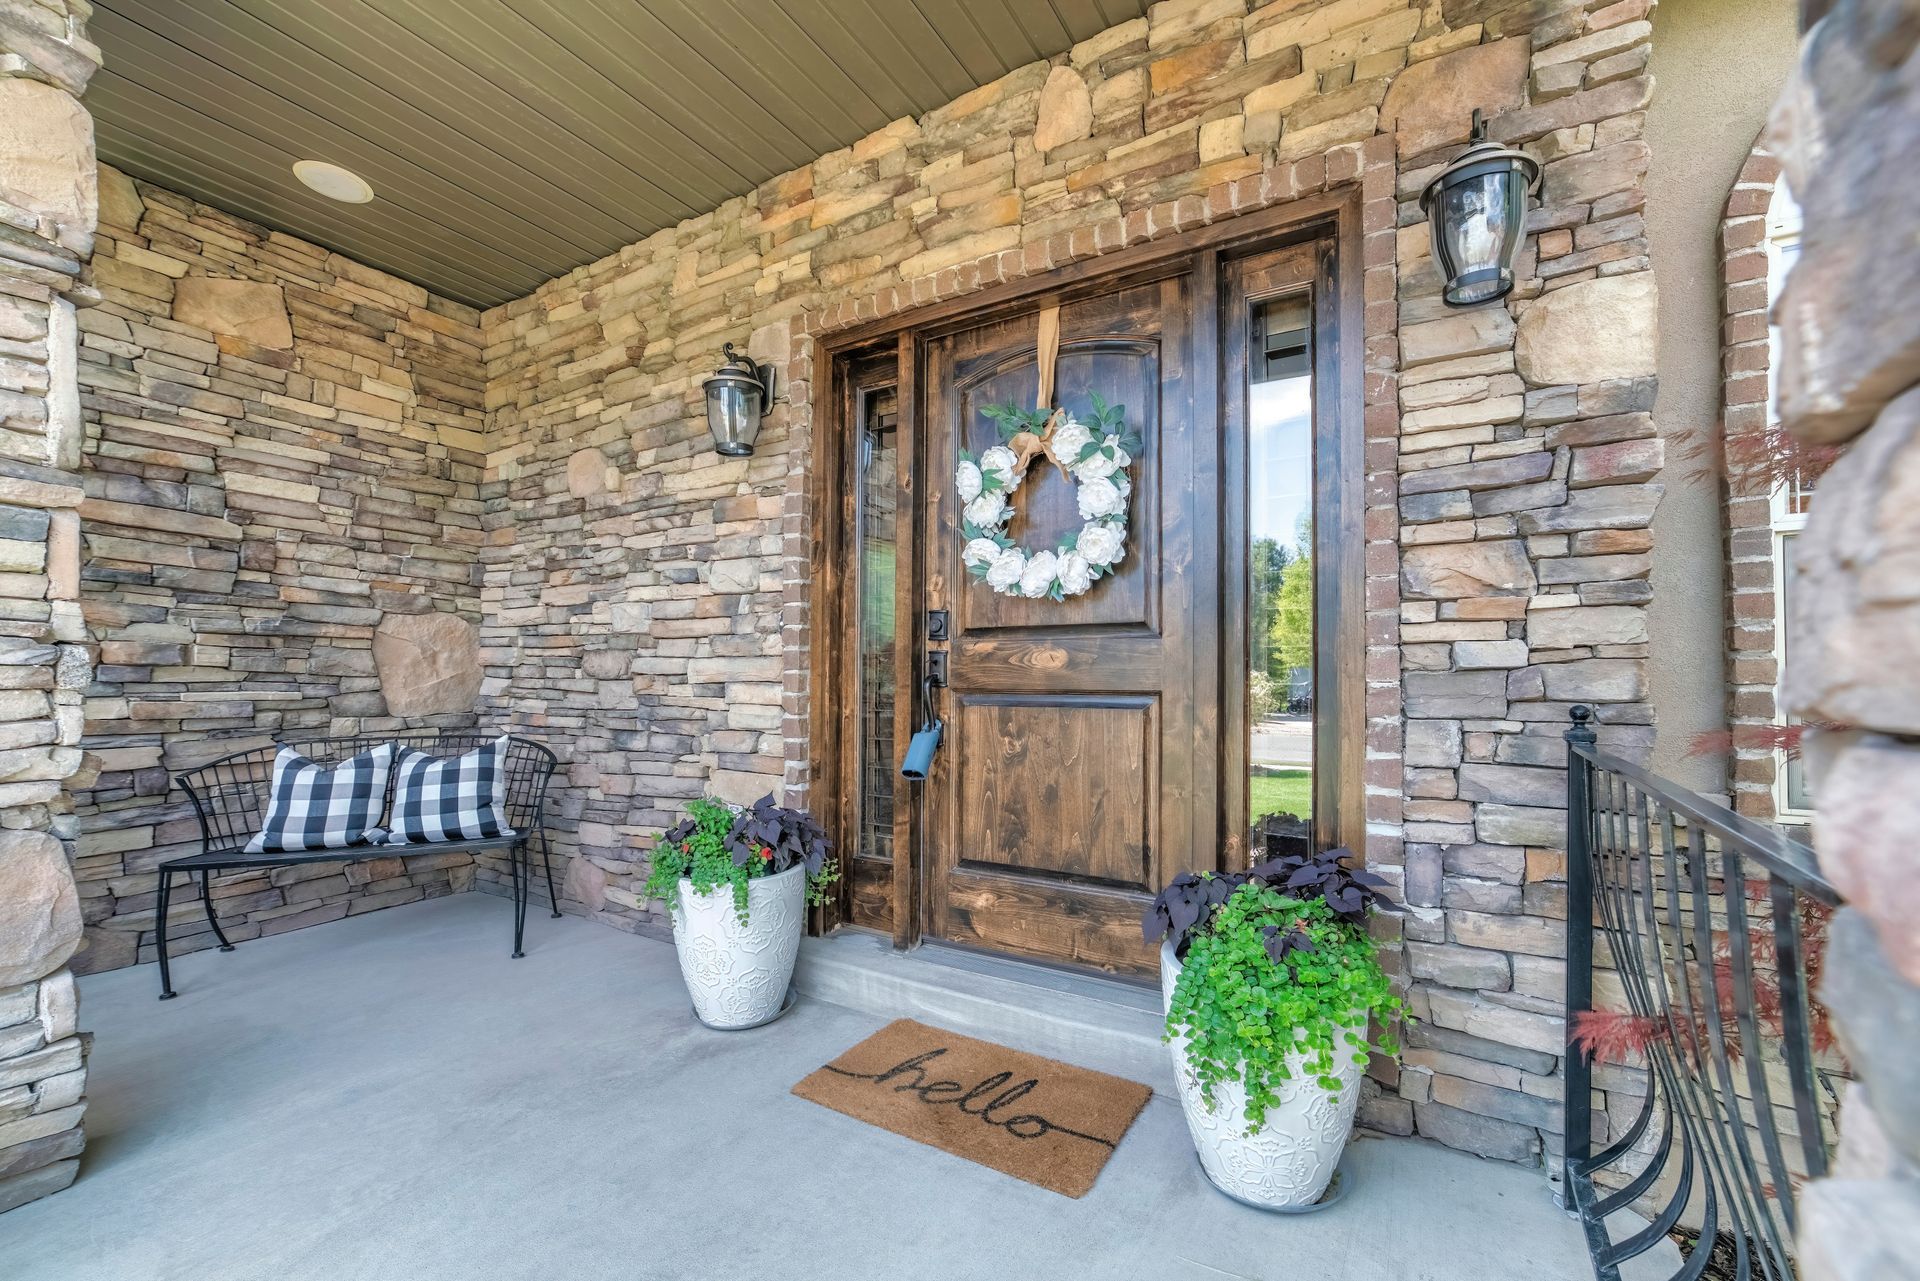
[792,930,1176,1095]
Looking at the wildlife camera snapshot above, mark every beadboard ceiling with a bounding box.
[87,0,1151,309]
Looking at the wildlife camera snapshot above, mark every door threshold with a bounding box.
[910,937,1161,1007]
[793,930,1174,1096]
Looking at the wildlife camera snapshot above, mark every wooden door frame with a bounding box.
[807,185,1367,950]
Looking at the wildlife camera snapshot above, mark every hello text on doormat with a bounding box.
[791,1018,1152,1198]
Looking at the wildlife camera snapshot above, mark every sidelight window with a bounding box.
[857,385,900,862]
[1246,294,1315,857]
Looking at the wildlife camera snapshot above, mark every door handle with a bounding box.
[901,659,947,781]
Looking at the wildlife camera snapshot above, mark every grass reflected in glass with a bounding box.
[1249,769,1312,826]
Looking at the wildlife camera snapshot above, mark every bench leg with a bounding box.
[511,843,527,959]
[540,832,560,919]
[200,869,235,951]
[156,869,177,1000]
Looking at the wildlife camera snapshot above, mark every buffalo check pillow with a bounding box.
[245,743,395,855]
[383,736,515,845]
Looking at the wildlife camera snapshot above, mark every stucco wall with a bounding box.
[1644,0,1799,790]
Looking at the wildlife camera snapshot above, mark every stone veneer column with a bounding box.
[1770,0,1920,1274]
[0,0,98,1214]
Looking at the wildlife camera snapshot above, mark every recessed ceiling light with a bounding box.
[292,160,373,204]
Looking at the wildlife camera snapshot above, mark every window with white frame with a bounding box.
[1766,180,1812,821]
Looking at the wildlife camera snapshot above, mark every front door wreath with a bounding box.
[956,392,1143,602]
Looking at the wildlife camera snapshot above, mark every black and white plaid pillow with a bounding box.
[245,743,394,854]
[383,736,515,845]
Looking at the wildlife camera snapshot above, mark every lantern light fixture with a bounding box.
[1420,109,1542,308]
[701,342,775,456]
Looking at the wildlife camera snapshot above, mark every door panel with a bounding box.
[949,339,1161,635]
[954,694,1157,888]
[923,273,1206,976]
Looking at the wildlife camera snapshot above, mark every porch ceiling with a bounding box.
[85,0,1151,310]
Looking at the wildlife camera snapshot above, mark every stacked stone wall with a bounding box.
[69,175,491,975]
[481,0,1668,1169]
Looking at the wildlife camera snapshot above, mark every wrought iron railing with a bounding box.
[1564,706,1843,1281]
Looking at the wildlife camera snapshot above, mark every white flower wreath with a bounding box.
[957,392,1140,601]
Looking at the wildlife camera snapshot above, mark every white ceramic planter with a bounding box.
[1160,941,1365,1209]
[672,862,805,1030]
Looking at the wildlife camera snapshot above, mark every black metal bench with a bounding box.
[158,731,559,1000]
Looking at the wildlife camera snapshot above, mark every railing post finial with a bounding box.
[1567,703,1597,746]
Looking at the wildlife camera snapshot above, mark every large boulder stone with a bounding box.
[173,278,293,350]
[1785,387,1920,734]
[1817,909,1920,1163]
[96,163,143,233]
[1379,37,1530,156]
[1528,604,1647,649]
[564,856,607,912]
[566,448,613,497]
[1032,64,1093,152]
[1413,1100,1538,1163]
[372,613,482,717]
[1400,308,1514,367]
[1514,274,1658,388]
[1401,540,1537,599]
[1769,12,1920,444]
[1798,1177,1920,1281]
[1807,733,1920,987]
[0,831,81,988]
[0,79,95,254]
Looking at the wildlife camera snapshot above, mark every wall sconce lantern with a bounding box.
[701,342,775,456]
[1420,109,1542,308]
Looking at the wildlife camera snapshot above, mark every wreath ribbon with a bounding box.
[1008,305,1071,484]
[1036,303,1060,413]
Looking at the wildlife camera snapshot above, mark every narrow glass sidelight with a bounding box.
[1246,294,1314,859]
[857,385,900,860]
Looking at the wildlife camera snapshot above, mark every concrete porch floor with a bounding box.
[1,894,1637,1280]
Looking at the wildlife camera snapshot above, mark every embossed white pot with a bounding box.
[672,863,805,1030]
[1160,941,1366,1209]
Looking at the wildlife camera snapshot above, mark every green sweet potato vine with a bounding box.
[644,794,838,925]
[1165,884,1401,1133]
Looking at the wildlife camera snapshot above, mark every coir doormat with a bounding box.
[791,1018,1152,1198]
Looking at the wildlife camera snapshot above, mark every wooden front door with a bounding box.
[920,273,1216,975]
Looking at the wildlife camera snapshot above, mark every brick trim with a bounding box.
[1720,140,1785,821]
